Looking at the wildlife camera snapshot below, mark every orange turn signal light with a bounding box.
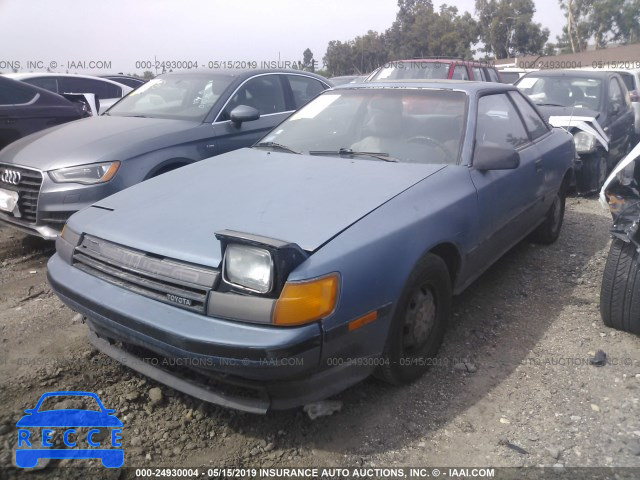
[348,310,378,331]
[272,274,339,326]
[101,161,120,182]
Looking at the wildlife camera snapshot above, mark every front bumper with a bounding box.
[0,166,120,240]
[47,254,372,412]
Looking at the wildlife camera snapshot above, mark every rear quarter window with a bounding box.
[0,82,37,105]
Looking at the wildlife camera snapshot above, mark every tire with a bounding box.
[377,253,452,385]
[597,154,609,188]
[530,188,565,245]
[600,238,640,334]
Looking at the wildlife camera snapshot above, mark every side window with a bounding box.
[23,77,59,93]
[0,82,37,105]
[609,78,624,112]
[472,67,485,81]
[288,75,326,108]
[59,77,122,99]
[508,91,549,140]
[99,81,123,98]
[451,65,469,80]
[485,68,500,83]
[476,94,529,150]
[220,75,286,120]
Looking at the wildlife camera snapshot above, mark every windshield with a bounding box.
[256,88,467,165]
[517,75,602,110]
[106,74,233,121]
[370,62,451,81]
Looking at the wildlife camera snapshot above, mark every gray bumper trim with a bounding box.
[87,330,270,414]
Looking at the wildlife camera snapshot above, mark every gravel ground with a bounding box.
[0,197,639,478]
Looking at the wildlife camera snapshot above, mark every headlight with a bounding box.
[223,244,273,294]
[573,131,596,154]
[49,161,120,185]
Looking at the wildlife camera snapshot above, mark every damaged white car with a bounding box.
[600,141,640,334]
[517,70,635,195]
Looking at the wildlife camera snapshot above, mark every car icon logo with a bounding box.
[15,391,124,468]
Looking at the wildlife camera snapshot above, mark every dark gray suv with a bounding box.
[0,69,331,239]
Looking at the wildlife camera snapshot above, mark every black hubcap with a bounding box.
[403,285,436,352]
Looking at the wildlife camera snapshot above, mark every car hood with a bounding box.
[69,148,446,266]
[535,105,601,123]
[0,116,202,171]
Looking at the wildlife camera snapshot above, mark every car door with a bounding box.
[211,74,292,155]
[0,81,40,148]
[605,76,630,160]
[466,92,544,274]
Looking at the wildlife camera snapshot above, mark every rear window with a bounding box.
[370,62,451,81]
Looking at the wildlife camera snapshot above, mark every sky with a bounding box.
[0,0,566,75]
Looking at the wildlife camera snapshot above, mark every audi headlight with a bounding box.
[223,244,274,294]
[49,161,120,185]
[573,131,596,154]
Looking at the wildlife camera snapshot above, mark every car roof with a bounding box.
[334,79,516,94]
[155,69,331,83]
[4,72,132,89]
[388,59,495,67]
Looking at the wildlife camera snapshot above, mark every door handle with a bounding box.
[534,159,543,173]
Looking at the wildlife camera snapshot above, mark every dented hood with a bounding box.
[68,148,446,267]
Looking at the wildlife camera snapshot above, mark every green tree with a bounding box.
[302,48,315,72]
[142,71,155,80]
[475,0,549,58]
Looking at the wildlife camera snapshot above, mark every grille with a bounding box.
[0,164,43,223]
[72,235,219,313]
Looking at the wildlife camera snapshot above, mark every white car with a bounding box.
[3,73,133,114]
[579,67,640,140]
[497,67,539,84]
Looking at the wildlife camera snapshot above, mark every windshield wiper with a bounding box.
[253,141,301,154]
[535,102,567,107]
[308,148,398,162]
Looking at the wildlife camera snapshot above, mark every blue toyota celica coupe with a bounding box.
[48,81,575,413]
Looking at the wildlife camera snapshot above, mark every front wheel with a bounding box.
[377,253,451,385]
[600,238,640,334]
[530,189,565,245]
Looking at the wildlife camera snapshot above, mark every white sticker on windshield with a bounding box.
[128,78,163,96]
[517,77,538,89]
[289,94,341,120]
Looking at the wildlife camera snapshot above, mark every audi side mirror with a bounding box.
[230,105,260,126]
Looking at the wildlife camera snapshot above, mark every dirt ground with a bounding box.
[1,197,639,478]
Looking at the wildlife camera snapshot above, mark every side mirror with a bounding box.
[473,144,520,171]
[230,105,260,126]
[630,90,639,103]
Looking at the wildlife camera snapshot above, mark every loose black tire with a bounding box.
[600,238,640,334]
[377,253,452,385]
[530,188,566,245]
